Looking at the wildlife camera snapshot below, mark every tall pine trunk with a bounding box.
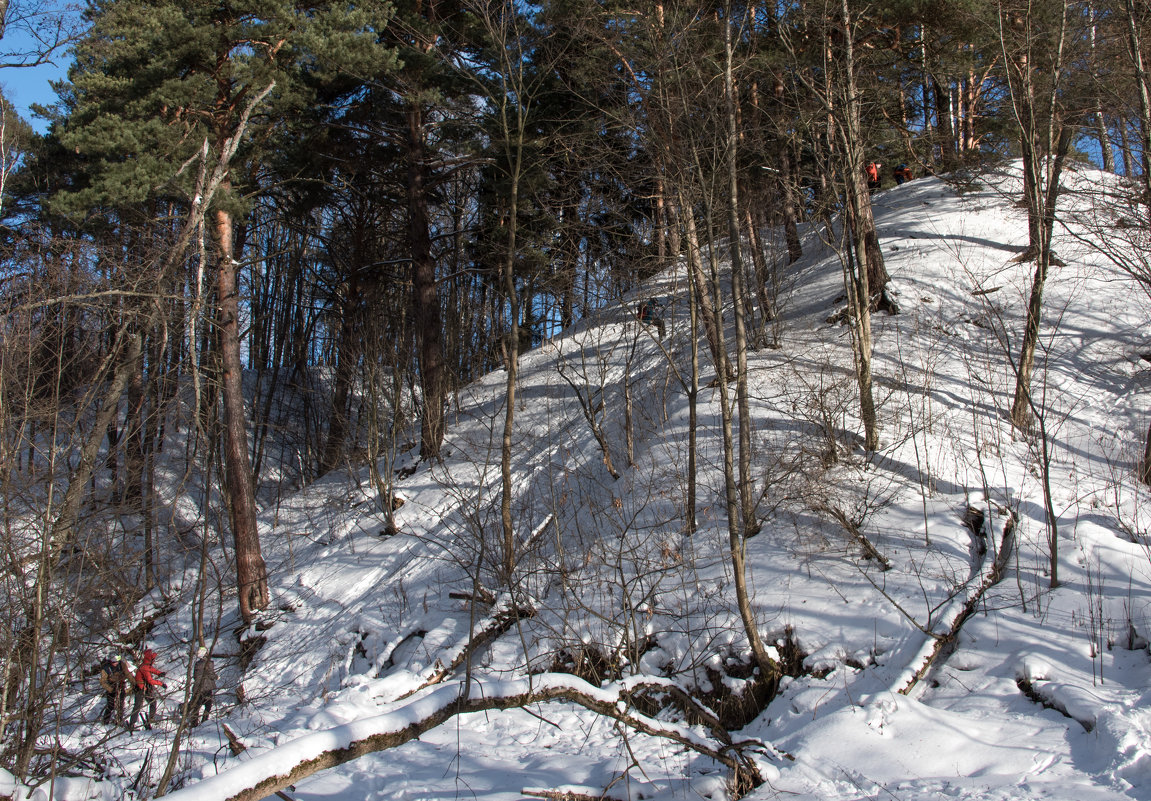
[320,278,359,476]
[407,105,447,460]
[780,145,803,264]
[215,206,269,623]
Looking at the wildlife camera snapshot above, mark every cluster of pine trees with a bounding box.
[0,0,1149,783]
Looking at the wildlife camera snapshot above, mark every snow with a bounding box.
[31,163,1151,801]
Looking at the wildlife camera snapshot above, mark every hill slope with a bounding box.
[27,165,1151,801]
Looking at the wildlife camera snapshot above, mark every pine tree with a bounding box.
[52,0,395,622]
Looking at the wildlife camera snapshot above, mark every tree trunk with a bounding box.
[933,76,956,169]
[655,177,667,267]
[500,173,521,583]
[838,0,880,451]
[861,212,889,294]
[1011,125,1073,429]
[1093,110,1114,173]
[745,205,774,340]
[407,105,447,460]
[320,279,359,476]
[687,251,699,535]
[50,325,143,552]
[158,676,762,801]
[723,18,758,540]
[844,183,879,452]
[1117,117,1132,177]
[780,145,803,264]
[1124,0,1151,227]
[707,234,773,680]
[713,8,774,681]
[215,207,269,624]
[678,193,730,381]
[1127,2,1151,484]
[1141,418,1151,486]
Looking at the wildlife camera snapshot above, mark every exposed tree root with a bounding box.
[824,289,900,325]
[522,788,626,801]
[1015,678,1095,732]
[697,629,805,729]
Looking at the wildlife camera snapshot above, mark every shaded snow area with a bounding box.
[24,164,1151,801]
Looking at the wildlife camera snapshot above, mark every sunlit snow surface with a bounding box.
[31,164,1151,801]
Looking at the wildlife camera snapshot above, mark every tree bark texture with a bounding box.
[724,14,758,540]
[1141,418,1151,486]
[500,173,520,581]
[780,146,803,264]
[320,276,362,476]
[1124,0,1151,228]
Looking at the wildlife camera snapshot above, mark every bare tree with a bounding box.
[1120,0,1151,200]
[1098,0,1151,482]
[0,96,33,216]
[998,0,1075,431]
[782,0,892,452]
[0,0,85,69]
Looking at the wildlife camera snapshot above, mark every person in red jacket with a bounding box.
[128,649,166,731]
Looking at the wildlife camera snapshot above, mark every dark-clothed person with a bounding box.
[638,298,666,340]
[98,654,130,725]
[190,647,217,726]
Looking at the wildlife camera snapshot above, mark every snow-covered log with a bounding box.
[163,674,768,801]
[893,512,1017,695]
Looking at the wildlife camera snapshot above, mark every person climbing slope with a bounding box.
[637,298,665,340]
[97,651,130,725]
[128,648,166,731]
[189,646,217,726]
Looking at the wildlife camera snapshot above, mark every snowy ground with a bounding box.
[13,163,1151,801]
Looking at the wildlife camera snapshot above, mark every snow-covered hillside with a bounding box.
[16,164,1151,801]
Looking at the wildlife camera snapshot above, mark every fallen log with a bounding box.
[895,511,1016,695]
[164,674,773,801]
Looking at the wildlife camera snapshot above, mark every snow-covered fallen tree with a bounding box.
[164,674,778,801]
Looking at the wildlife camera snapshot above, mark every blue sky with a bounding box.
[1,2,78,133]
[1,57,68,131]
